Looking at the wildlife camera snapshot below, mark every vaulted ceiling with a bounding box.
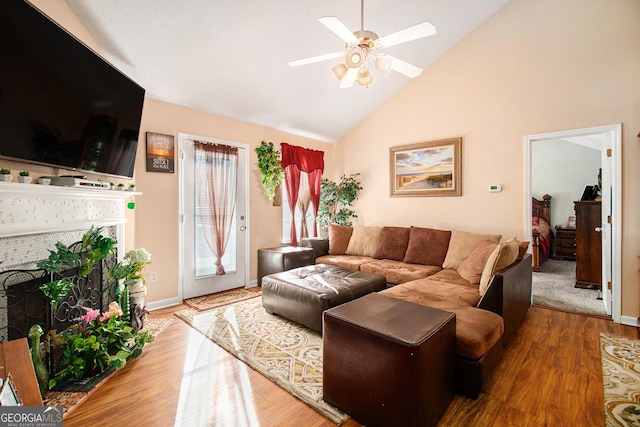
[65,0,511,142]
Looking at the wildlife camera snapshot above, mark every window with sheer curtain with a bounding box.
[280,143,324,246]
[281,172,315,244]
[194,141,238,277]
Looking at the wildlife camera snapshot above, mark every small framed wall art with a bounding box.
[389,137,462,197]
[146,132,175,173]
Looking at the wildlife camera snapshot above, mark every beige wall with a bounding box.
[335,0,640,318]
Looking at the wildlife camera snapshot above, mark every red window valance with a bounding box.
[280,142,324,173]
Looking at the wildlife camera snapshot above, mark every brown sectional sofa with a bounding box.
[302,223,533,397]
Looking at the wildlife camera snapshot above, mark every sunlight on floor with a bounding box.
[174,324,260,426]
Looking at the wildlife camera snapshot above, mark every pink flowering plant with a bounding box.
[50,301,153,388]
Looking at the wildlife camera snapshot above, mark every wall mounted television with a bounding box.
[0,0,145,179]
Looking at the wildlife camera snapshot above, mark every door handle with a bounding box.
[595,227,602,232]
[240,226,246,231]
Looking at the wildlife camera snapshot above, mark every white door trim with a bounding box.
[524,124,621,323]
[177,132,251,302]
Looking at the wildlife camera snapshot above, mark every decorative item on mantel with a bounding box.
[18,171,32,184]
[0,168,13,182]
[38,176,51,185]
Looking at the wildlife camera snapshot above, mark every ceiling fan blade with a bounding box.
[289,51,344,67]
[386,55,423,78]
[377,22,436,48]
[319,16,359,44]
[339,67,358,88]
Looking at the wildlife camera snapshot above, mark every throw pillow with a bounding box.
[373,226,411,261]
[479,238,520,295]
[457,240,499,285]
[442,230,502,269]
[345,225,382,257]
[403,226,452,266]
[517,240,530,259]
[328,223,353,255]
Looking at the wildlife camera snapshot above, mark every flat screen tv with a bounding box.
[0,0,145,179]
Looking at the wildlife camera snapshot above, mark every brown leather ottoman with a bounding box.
[261,264,386,333]
[257,246,315,285]
[323,293,456,427]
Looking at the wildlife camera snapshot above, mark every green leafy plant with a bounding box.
[0,168,10,174]
[255,140,284,201]
[317,173,363,231]
[36,226,115,307]
[50,302,154,388]
[19,170,29,176]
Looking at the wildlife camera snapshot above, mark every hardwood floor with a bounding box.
[64,304,638,427]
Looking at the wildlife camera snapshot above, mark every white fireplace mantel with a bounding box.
[0,182,140,238]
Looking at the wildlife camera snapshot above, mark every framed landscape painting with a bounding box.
[389,137,462,197]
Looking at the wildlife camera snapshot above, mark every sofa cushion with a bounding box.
[360,259,441,284]
[345,225,382,257]
[428,269,476,288]
[479,238,520,295]
[517,240,530,259]
[456,240,499,285]
[442,230,502,269]
[382,282,502,359]
[328,224,353,255]
[315,255,374,272]
[372,226,410,261]
[382,277,481,308]
[403,226,451,266]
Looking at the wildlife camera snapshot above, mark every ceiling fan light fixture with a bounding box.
[346,47,365,68]
[375,55,392,76]
[332,63,348,80]
[357,66,373,87]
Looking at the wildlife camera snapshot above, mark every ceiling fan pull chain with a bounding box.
[361,0,365,31]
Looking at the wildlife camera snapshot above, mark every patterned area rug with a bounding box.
[43,317,173,417]
[601,333,640,426]
[174,298,349,425]
[183,287,261,311]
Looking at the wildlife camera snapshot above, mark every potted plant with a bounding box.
[0,168,12,182]
[18,170,32,184]
[317,173,363,231]
[117,183,125,191]
[255,141,284,202]
[38,176,51,185]
[109,182,115,190]
[128,183,136,192]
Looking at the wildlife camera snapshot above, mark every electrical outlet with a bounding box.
[150,272,158,283]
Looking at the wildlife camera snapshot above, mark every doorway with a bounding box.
[524,124,621,322]
[178,133,250,299]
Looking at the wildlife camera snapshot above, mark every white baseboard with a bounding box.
[620,315,640,327]
[247,280,258,288]
[147,296,182,311]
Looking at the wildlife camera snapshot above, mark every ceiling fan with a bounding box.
[289,0,436,88]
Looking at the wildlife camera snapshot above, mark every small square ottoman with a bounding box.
[323,293,456,427]
[261,264,387,333]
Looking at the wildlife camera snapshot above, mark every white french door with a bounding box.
[179,133,249,299]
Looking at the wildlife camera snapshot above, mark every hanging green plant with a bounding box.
[317,173,363,231]
[255,140,284,201]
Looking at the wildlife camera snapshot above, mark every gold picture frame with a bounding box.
[390,137,462,197]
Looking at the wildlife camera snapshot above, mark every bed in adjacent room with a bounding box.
[532,194,553,272]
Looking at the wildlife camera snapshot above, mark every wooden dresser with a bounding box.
[574,201,602,289]
[554,226,576,260]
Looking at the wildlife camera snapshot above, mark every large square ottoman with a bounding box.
[261,264,386,333]
[323,293,456,427]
